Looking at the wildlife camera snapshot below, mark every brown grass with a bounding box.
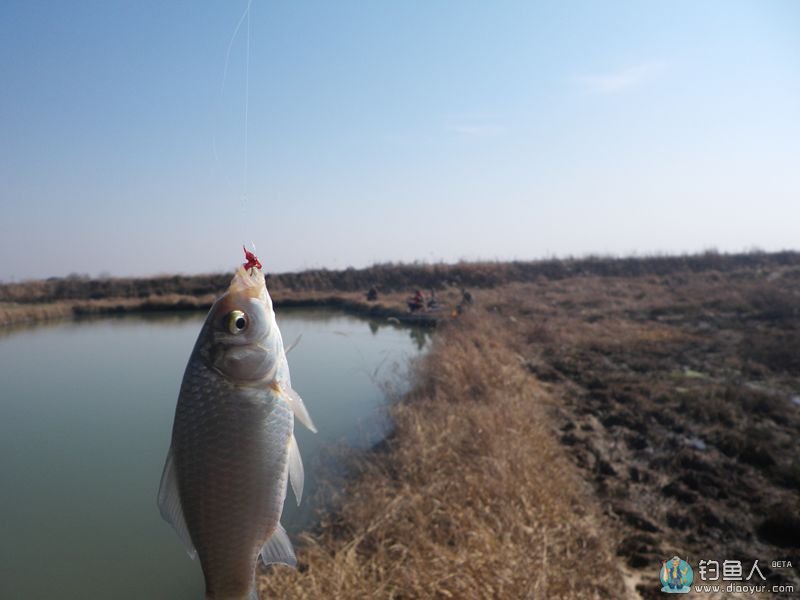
[257,311,623,599]
[2,251,798,303]
[4,252,798,596]
[0,295,216,328]
[0,301,75,327]
[0,288,454,329]
[257,258,800,598]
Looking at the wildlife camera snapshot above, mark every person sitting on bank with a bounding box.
[408,289,425,312]
[427,288,440,310]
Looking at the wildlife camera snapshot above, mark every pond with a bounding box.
[0,308,428,600]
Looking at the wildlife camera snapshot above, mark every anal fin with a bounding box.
[287,433,304,505]
[259,523,297,568]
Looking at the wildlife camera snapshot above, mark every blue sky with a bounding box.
[1,1,798,280]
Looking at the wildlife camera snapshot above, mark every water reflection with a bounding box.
[0,309,427,600]
[365,315,432,351]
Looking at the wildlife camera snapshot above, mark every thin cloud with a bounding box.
[573,61,669,94]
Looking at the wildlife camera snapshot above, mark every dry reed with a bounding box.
[258,311,623,599]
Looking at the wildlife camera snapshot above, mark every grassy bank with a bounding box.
[0,289,444,329]
[257,256,799,598]
[259,309,623,598]
[0,294,215,328]
[3,251,797,330]
[3,251,798,304]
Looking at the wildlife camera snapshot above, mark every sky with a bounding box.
[1,1,798,280]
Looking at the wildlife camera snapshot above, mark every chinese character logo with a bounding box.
[697,558,766,583]
[660,556,693,594]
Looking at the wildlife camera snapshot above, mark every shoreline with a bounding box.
[3,252,798,332]
[0,291,444,330]
[3,251,798,331]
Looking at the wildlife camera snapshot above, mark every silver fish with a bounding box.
[158,260,316,600]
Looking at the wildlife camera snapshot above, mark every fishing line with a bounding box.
[221,1,252,96]
[216,0,252,183]
[243,0,251,212]
[216,0,254,260]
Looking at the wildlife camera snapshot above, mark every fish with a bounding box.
[158,253,316,600]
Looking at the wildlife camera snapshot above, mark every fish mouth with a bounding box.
[228,266,266,300]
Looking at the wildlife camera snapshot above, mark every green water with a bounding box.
[0,309,428,600]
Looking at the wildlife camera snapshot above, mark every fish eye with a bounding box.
[226,310,248,334]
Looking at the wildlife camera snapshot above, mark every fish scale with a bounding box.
[174,368,292,596]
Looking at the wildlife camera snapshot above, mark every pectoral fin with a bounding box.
[259,523,297,568]
[285,334,302,355]
[284,386,317,433]
[287,433,304,505]
[156,448,197,560]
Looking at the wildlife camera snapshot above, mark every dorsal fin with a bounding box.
[285,334,303,355]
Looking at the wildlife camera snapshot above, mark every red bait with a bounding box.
[243,246,262,271]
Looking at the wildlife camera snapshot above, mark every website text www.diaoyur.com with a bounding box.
[693,583,794,595]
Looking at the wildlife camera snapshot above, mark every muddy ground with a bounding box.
[486,266,800,597]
